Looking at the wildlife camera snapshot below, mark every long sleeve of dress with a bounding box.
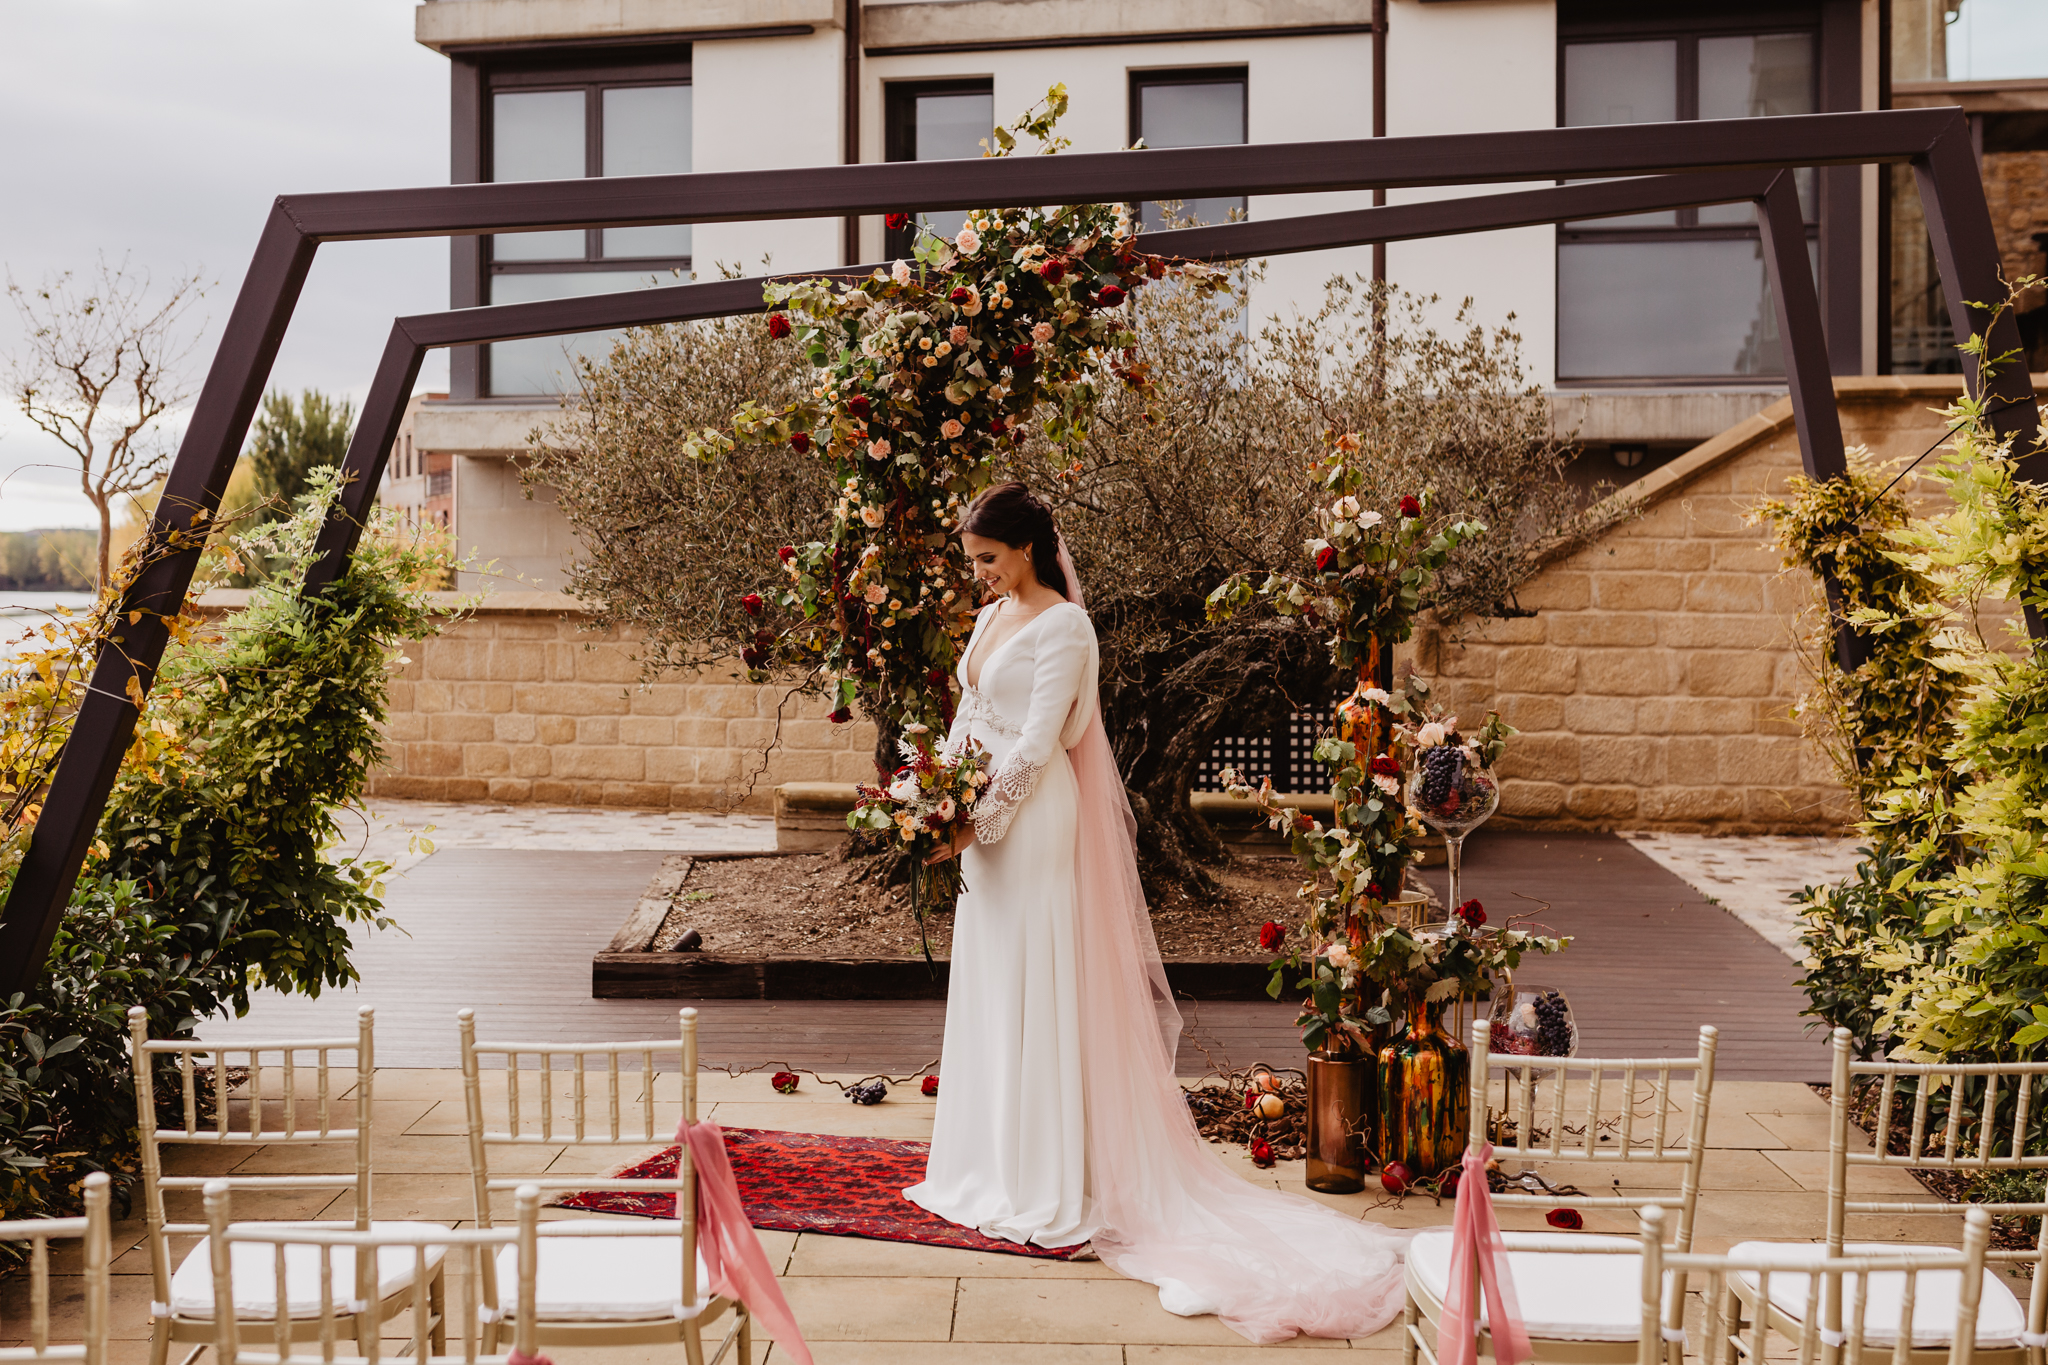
[971,607,1092,846]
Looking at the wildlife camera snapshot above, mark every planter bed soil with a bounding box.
[593,849,1322,1001]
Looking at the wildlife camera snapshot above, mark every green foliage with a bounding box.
[1760,282,2048,1065]
[244,389,355,522]
[0,473,457,1242]
[0,530,96,591]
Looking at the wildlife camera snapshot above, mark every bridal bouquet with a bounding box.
[847,729,994,967]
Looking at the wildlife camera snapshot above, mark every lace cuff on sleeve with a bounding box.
[970,753,1047,846]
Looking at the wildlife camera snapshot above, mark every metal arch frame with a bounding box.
[0,107,2036,989]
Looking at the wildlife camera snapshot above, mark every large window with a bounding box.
[883,81,994,260]
[1129,68,1247,232]
[1558,27,1818,382]
[472,54,692,395]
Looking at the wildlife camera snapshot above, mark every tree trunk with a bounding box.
[94,498,111,593]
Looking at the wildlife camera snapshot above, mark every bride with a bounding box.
[902,482,1412,1344]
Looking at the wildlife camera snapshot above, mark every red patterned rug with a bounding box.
[556,1127,1088,1261]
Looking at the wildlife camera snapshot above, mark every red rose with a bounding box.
[884,212,909,231]
[766,312,792,340]
[1097,285,1126,307]
[1547,1208,1584,1230]
[988,417,1006,436]
[1249,1138,1276,1169]
[1457,899,1487,927]
[1365,881,1385,902]
[741,646,765,668]
[1314,545,1336,571]
[1369,754,1401,777]
[1399,495,1422,518]
[1040,258,1066,282]
[1258,921,1286,953]
[949,286,971,304]
[1010,343,1036,365]
[778,545,796,564]
[828,707,852,724]
[846,394,872,419]
[771,1071,800,1094]
[921,1075,939,1097]
[741,593,764,617]
[1243,1089,1259,1110]
[789,431,811,454]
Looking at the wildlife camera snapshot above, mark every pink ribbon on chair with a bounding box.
[1437,1143,1531,1365]
[675,1118,814,1365]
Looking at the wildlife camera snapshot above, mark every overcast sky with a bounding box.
[2,1,2045,533]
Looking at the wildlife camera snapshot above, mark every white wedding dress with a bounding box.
[905,582,1414,1343]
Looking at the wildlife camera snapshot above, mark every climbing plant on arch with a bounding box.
[0,105,2038,992]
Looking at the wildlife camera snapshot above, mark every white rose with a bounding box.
[1357,509,1384,530]
[1326,943,1353,970]
[1361,687,1391,706]
[936,796,957,822]
[861,505,885,527]
[1417,722,1447,747]
[1032,321,1055,344]
[887,772,919,801]
[868,439,891,460]
[955,225,980,255]
[1373,773,1400,797]
[1332,495,1360,519]
[941,419,965,439]
[892,260,912,285]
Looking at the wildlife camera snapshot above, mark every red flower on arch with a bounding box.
[766,312,791,340]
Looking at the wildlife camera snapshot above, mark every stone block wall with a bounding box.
[1413,375,2001,834]
[357,593,879,810]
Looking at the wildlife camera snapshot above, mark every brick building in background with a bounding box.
[370,0,2048,830]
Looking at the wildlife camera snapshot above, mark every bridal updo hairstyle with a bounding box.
[961,481,1069,599]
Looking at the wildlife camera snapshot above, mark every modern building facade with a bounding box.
[369,0,2048,823]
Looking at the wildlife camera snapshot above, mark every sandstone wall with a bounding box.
[1414,375,1998,834]
[359,594,878,810]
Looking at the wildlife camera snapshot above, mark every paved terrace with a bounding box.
[2,1068,1981,1364]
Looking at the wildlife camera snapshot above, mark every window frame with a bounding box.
[449,44,693,400]
[1555,14,1827,386]
[1127,65,1249,233]
[882,78,996,261]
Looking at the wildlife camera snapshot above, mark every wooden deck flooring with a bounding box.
[200,830,1833,1081]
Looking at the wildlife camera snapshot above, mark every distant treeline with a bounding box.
[0,529,97,591]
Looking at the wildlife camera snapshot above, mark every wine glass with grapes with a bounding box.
[1402,721,1502,919]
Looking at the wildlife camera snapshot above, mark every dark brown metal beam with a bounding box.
[0,107,2032,995]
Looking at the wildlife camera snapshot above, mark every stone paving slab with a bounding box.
[331,797,776,877]
[1623,832,1861,960]
[5,1066,1966,1364]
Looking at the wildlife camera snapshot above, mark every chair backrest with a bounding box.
[0,1173,110,1365]
[1646,1203,1994,1365]
[457,1007,702,1316]
[128,1006,377,1313]
[1825,1027,2048,1341]
[1467,1020,1720,1248]
[203,1179,535,1365]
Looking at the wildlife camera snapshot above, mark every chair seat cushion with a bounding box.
[1410,1228,1667,1342]
[1729,1241,2026,1349]
[169,1223,450,1319]
[496,1223,715,1323]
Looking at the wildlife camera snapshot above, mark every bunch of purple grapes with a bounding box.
[1417,745,1465,810]
[1534,990,1573,1056]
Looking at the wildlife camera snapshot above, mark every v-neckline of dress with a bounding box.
[962,599,1060,692]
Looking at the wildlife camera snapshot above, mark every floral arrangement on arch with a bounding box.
[704,85,1226,738]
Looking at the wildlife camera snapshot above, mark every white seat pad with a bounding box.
[497,1223,715,1323]
[1411,1228,1667,1342]
[1730,1242,2026,1349]
[169,1223,451,1319]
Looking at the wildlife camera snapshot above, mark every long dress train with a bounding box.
[907,575,1412,1342]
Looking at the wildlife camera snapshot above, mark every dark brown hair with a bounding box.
[960,481,1068,598]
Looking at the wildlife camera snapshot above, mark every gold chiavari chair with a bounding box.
[130,1006,448,1365]
[0,1172,110,1365]
[1727,1028,2048,1365]
[203,1180,538,1365]
[1405,1022,1720,1365]
[458,1006,751,1365]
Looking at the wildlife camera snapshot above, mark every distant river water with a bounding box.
[1,592,97,661]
